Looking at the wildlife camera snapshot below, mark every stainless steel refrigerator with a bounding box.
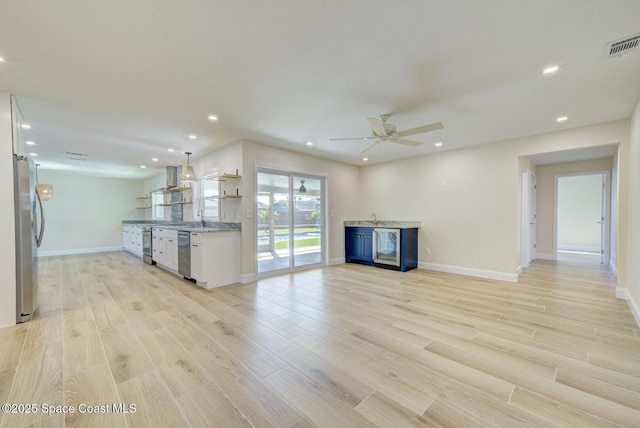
[14,155,45,323]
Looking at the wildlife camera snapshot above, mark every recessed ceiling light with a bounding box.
[434,142,443,147]
[140,165,147,169]
[188,134,197,140]
[556,116,568,122]
[207,115,218,121]
[21,124,31,129]
[543,65,559,75]
[306,141,314,146]
[152,158,158,162]
[362,157,368,162]
[29,152,37,157]
[168,148,175,152]
[25,141,36,146]
[0,57,5,62]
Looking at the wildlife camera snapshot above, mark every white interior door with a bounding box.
[599,173,606,265]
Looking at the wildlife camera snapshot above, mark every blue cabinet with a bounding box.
[345,227,374,264]
[345,226,418,272]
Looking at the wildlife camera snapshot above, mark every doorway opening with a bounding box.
[555,171,610,268]
[256,168,325,276]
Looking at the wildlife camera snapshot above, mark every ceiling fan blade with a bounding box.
[329,137,372,141]
[367,117,388,137]
[396,122,444,137]
[391,138,423,147]
[360,140,380,153]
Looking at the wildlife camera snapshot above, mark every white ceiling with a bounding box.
[1,0,639,178]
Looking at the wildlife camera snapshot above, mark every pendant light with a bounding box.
[299,179,307,193]
[35,163,53,201]
[180,151,197,182]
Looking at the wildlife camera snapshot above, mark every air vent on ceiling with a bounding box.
[603,32,640,59]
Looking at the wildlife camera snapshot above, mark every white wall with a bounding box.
[36,170,144,256]
[0,92,17,328]
[360,119,629,281]
[625,97,640,324]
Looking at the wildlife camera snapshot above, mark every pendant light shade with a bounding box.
[35,164,53,201]
[180,152,197,182]
[299,179,307,193]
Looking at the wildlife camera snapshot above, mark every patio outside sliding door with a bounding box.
[257,168,324,274]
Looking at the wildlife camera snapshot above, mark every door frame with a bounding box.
[255,162,329,277]
[521,170,537,268]
[553,170,611,263]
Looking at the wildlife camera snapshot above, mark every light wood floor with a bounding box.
[1,252,639,427]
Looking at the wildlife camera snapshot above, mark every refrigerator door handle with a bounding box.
[35,187,45,248]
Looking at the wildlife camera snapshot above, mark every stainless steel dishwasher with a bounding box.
[178,230,192,279]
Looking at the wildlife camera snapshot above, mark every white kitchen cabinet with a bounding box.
[152,227,178,272]
[190,232,202,281]
[191,231,239,289]
[122,225,143,257]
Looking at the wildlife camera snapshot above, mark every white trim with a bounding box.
[616,288,640,328]
[241,273,258,284]
[516,265,523,274]
[419,262,518,283]
[330,257,345,266]
[535,253,556,260]
[557,245,600,253]
[609,259,617,276]
[36,246,124,257]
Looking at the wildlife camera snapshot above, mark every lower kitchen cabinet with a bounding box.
[345,226,418,272]
[152,227,178,272]
[122,225,143,257]
[190,231,240,288]
[345,227,374,264]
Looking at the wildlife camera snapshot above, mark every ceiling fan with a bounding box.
[330,114,444,153]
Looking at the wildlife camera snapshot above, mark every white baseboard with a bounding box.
[419,262,518,283]
[609,260,618,277]
[329,257,345,266]
[36,246,125,257]
[535,253,556,261]
[558,245,600,253]
[616,288,640,328]
[241,273,258,284]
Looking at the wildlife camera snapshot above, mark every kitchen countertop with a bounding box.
[344,220,421,229]
[122,220,240,232]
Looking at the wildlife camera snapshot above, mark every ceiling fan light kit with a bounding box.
[330,114,444,154]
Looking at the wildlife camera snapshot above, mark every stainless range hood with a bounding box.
[156,166,178,191]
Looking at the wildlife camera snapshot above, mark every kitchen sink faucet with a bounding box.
[198,208,205,228]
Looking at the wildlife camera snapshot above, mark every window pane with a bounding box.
[199,173,220,219]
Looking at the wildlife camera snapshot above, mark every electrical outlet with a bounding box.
[426,247,432,255]
[246,208,252,218]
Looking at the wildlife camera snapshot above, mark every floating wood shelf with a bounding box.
[212,173,241,181]
[136,196,151,199]
[136,206,152,209]
[153,203,173,207]
[206,195,242,199]
[170,186,193,192]
[171,201,192,205]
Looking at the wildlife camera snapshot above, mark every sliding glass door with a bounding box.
[257,168,324,275]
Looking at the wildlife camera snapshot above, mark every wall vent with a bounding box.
[603,33,640,59]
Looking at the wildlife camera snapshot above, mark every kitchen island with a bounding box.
[122,221,241,288]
